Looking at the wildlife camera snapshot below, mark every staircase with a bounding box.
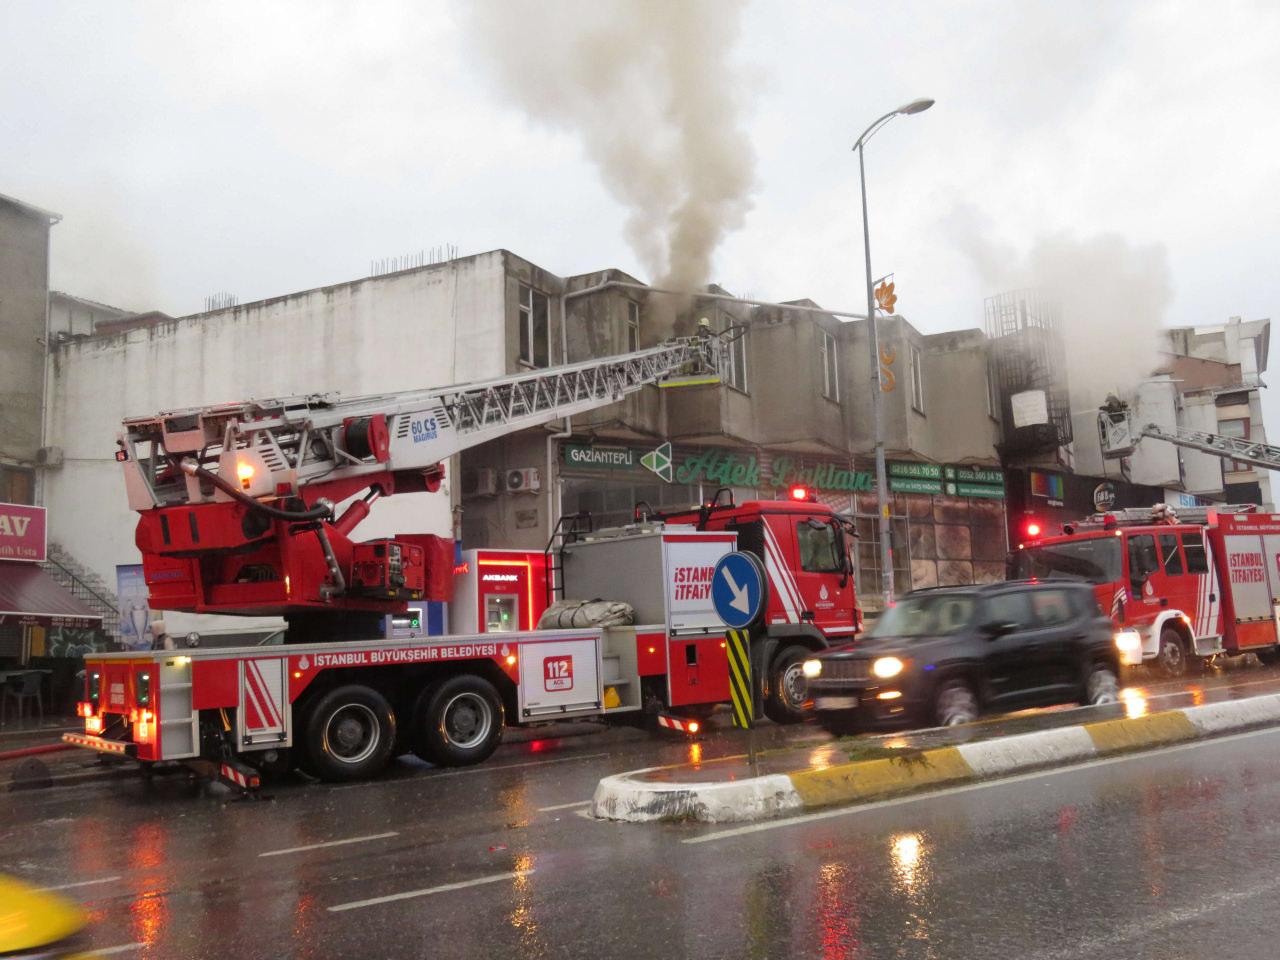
[41,544,121,643]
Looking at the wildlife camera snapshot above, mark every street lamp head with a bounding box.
[895,98,935,115]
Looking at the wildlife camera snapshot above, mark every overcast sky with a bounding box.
[3,1,1279,426]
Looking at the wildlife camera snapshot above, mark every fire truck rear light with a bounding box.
[85,715,104,734]
[687,721,700,734]
[76,701,93,718]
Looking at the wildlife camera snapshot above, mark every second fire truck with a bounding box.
[1012,505,1280,675]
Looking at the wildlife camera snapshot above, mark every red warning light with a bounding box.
[790,486,810,501]
[1024,521,1042,539]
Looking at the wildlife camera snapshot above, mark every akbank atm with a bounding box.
[451,549,549,635]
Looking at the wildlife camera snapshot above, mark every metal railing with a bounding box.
[41,555,120,639]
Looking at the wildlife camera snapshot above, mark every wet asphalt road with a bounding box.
[8,664,1280,959]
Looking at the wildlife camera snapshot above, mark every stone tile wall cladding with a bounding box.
[855,492,1007,589]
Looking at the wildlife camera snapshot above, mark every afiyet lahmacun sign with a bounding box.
[0,503,47,563]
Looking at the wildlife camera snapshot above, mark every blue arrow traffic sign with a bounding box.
[712,551,766,629]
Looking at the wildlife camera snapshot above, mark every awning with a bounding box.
[0,562,103,629]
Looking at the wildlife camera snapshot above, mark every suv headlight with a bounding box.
[802,659,823,678]
[1114,630,1142,653]
[871,656,906,679]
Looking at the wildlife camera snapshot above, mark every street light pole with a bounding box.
[853,98,934,611]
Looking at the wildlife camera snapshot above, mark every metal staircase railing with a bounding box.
[41,554,120,641]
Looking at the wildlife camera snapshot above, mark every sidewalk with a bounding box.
[592,692,1280,823]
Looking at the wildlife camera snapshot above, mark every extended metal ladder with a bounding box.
[121,336,725,507]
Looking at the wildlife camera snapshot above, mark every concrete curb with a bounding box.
[591,693,1280,824]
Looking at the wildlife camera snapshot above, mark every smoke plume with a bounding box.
[947,206,1171,408]
[464,0,757,304]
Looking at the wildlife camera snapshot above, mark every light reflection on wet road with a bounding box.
[5,662,1280,958]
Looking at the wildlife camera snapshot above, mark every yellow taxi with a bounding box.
[0,875,100,958]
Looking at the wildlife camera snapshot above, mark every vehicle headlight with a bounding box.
[871,656,905,679]
[802,659,823,678]
[1114,630,1142,653]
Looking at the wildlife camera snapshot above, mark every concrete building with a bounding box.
[48,291,132,341]
[42,249,1009,631]
[0,192,60,505]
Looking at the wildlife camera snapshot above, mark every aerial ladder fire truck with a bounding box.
[1009,401,1280,676]
[65,335,858,788]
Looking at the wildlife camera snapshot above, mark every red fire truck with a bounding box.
[63,338,859,787]
[1011,505,1280,676]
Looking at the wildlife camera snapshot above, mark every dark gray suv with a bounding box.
[803,580,1121,735]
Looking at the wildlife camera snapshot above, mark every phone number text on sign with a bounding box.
[544,656,574,692]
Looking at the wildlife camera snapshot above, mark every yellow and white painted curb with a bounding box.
[591,693,1280,823]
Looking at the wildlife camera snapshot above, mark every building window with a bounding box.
[0,466,35,505]
[626,301,640,353]
[518,284,549,367]
[910,344,925,413]
[722,313,748,393]
[1218,417,1250,472]
[821,329,839,402]
[986,365,998,419]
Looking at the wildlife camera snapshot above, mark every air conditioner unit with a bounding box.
[505,468,541,493]
[462,468,498,497]
[35,446,64,469]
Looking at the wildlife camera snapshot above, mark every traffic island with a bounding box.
[591,693,1280,823]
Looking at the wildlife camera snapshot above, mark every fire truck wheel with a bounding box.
[303,685,396,782]
[932,679,979,726]
[763,645,812,725]
[1156,628,1189,678]
[412,675,505,767]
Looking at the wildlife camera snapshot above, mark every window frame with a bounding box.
[626,300,640,354]
[721,310,748,394]
[1181,532,1209,574]
[1157,533,1184,576]
[1218,417,1250,472]
[518,283,550,367]
[910,343,925,414]
[820,328,839,403]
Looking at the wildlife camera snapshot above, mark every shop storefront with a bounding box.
[0,502,104,712]
[559,439,1010,607]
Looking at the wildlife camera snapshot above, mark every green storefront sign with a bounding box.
[889,461,943,480]
[563,443,636,470]
[891,460,1005,498]
[563,442,1003,499]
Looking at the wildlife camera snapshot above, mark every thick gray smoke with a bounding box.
[947,207,1171,407]
[464,0,757,306]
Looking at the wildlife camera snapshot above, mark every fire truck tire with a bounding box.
[302,685,396,782]
[1156,627,1189,678]
[411,675,505,767]
[763,645,812,725]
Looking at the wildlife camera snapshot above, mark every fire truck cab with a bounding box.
[1011,506,1280,675]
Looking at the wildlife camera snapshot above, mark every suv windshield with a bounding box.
[867,593,977,639]
[1012,537,1122,584]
